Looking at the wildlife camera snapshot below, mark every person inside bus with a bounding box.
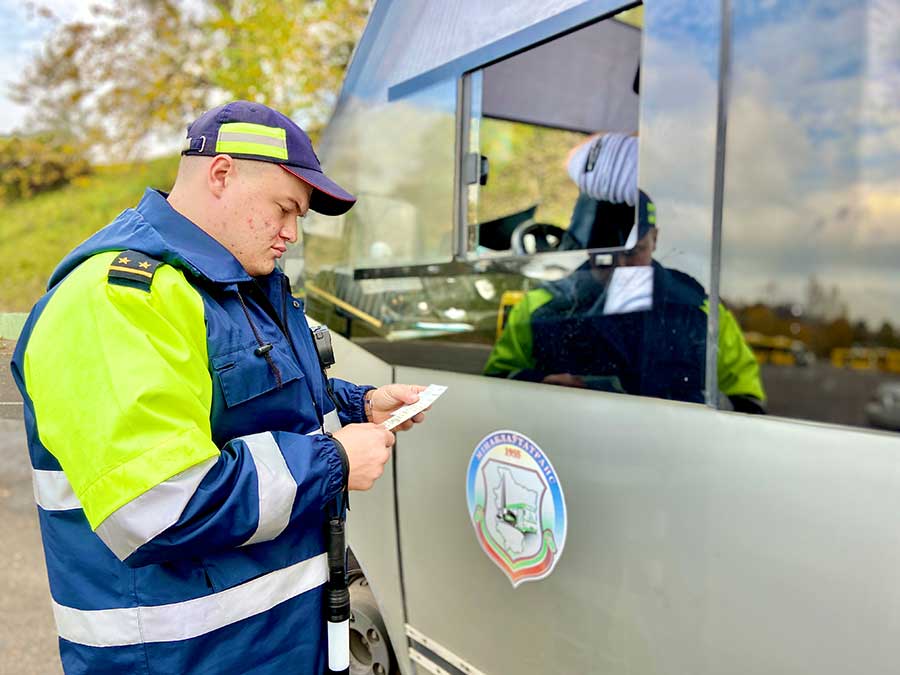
[483,132,766,413]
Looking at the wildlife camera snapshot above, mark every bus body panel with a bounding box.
[394,365,900,674]
[300,1,900,672]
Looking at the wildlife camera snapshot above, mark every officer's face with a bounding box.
[616,227,657,267]
[217,159,313,276]
[590,227,657,284]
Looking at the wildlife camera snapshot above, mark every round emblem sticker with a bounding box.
[466,430,567,587]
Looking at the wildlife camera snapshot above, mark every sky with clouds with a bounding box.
[0,1,108,134]
[640,0,900,328]
[0,2,49,134]
[721,0,900,327]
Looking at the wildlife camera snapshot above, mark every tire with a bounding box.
[348,573,399,675]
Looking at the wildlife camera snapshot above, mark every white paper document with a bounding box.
[381,384,447,430]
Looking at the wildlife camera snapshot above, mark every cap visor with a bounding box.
[280,165,356,216]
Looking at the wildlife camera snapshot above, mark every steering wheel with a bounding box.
[510,222,567,255]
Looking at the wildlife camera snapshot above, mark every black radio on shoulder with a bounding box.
[312,325,336,370]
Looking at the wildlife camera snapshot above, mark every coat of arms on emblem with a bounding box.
[466,430,567,587]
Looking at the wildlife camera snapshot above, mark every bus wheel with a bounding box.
[348,574,397,675]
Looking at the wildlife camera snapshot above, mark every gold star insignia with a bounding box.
[117,256,131,265]
[138,261,151,269]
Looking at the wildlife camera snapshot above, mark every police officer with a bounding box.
[11,101,427,674]
[485,133,765,412]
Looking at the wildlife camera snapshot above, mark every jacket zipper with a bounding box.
[277,276,327,429]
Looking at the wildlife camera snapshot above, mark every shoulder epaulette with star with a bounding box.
[107,250,164,292]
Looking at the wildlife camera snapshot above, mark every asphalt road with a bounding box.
[0,340,61,674]
[760,362,897,429]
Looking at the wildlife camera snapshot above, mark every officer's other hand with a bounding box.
[368,384,429,431]
[333,423,395,491]
[542,373,587,388]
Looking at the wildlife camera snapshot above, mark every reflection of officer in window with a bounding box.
[484,133,766,413]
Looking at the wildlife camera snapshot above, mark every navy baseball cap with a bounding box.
[637,190,657,239]
[580,190,657,251]
[181,100,356,216]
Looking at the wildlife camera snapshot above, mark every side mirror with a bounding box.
[463,153,490,186]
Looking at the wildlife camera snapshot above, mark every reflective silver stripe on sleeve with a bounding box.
[240,432,297,547]
[323,409,342,434]
[33,470,81,511]
[94,458,217,561]
[53,553,327,647]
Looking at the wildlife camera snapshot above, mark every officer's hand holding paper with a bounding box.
[379,384,446,431]
[333,384,444,492]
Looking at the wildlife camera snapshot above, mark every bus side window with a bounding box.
[719,1,900,433]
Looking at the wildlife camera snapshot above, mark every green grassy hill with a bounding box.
[0,156,179,311]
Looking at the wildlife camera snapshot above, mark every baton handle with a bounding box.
[326,517,350,674]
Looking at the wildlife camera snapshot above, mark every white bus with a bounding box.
[290,1,900,673]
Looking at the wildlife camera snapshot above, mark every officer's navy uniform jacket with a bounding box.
[11,189,370,674]
[485,261,765,407]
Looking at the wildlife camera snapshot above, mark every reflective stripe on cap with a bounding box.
[216,122,288,160]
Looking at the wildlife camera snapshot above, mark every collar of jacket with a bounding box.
[134,189,252,284]
[48,188,256,289]
[543,260,704,316]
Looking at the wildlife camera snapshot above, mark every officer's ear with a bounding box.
[208,154,237,197]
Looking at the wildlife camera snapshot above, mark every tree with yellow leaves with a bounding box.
[11,0,370,158]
